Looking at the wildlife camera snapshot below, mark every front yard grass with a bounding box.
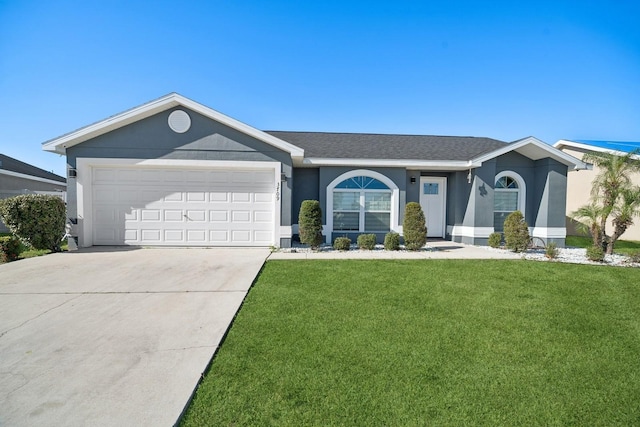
[181,260,640,426]
[566,235,640,255]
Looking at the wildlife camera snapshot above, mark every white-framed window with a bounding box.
[326,170,399,237]
[494,171,526,231]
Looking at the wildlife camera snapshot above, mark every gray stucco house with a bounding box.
[0,154,67,232]
[42,93,587,248]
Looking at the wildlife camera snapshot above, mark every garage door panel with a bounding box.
[92,166,276,246]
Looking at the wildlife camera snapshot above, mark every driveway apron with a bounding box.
[0,247,269,427]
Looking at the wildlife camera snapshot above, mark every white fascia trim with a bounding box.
[75,158,282,248]
[303,158,476,170]
[42,93,304,161]
[530,227,567,239]
[0,169,67,187]
[473,136,589,171]
[449,225,495,238]
[554,139,639,161]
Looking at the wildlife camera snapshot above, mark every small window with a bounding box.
[494,174,522,231]
[423,183,439,195]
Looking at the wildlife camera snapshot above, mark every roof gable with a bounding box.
[42,93,304,161]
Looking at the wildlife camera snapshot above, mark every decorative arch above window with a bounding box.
[494,171,526,231]
[326,170,399,239]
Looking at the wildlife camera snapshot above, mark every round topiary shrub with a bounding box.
[0,194,66,252]
[298,200,323,249]
[586,245,605,262]
[488,232,502,248]
[503,210,530,253]
[333,237,351,251]
[357,234,376,250]
[384,232,400,251]
[403,202,427,251]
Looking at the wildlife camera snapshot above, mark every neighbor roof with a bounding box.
[0,154,66,184]
[554,139,640,157]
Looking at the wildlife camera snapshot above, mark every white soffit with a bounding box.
[41,93,304,161]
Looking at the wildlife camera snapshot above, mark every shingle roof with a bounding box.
[265,131,508,161]
[0,154,66,183]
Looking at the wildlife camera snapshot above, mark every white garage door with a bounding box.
[92,167,276,246]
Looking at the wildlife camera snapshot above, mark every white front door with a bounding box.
[419,177,446,238]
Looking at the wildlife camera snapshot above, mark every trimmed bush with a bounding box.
[586,245,605,262]
[503,210,530,253]
[488,232,502,248]
[384,232,400,251]
[0,194,66,252]
[298,200,323,249]
[545,242,559,259]
[357,234,376,250]
[403,202,427,251]
[0,236,21,263]
[333,237,351,251]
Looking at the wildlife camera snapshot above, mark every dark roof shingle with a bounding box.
[265,131,507,161]
[0,154,66,183]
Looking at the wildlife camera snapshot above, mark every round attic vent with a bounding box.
[168,110,191,133]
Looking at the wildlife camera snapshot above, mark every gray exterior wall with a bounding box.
[291,168,320,226]
[65,107,293,246]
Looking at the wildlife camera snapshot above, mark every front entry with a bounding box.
[419,177,446,238]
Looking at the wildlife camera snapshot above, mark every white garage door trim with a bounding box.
[76,158,282,247]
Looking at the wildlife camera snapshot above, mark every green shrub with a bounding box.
[503,211,530,253]
[627,250,640,263]
[586,245,605,262]
[488,232,502,248]
[545,242,559,259]
[384,232,400,251]
[298,200,323,249]
[0,236,21,263]
[403,202,427,251]
[357,234,376,250]
[333,237,351,251]
[0,195,66,252]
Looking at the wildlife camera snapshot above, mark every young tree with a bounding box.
[580,150,640,254]
[609,187,640,252]
[570,203,604,248]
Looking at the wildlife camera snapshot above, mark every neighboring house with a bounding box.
[554,139,640,241]
[0,154,67,232]
[42,93,587,248]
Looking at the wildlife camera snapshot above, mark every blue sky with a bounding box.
[1,0,639,177]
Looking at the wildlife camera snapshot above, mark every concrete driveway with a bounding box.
[0,247,269,427]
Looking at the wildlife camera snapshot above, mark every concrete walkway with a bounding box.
[269,240,521,260]
[0,247,269,427]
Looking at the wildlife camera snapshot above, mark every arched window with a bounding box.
[329,172,394,233]
[494,171,526,231]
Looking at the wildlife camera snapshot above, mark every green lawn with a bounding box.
[566,235,640,255]
[181,260,640,426]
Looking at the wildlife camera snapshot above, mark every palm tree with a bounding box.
[609,186,640,253]
[582,150,640,249]
[571,203,604,247]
